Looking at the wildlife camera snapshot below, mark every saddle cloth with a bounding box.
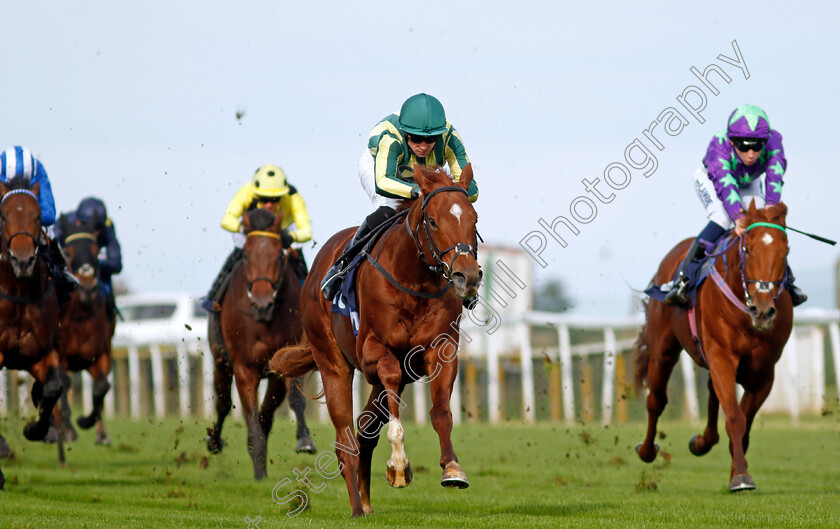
[644,233,732,308]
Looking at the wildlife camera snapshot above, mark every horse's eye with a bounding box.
[742,246,749,256]
[429,218,438,229]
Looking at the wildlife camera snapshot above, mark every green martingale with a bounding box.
[1,416,839,528]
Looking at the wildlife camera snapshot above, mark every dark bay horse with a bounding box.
[55,213,115,445]
[0,177,63,489]
[206,208,315,480]
[634,201,793,492]
[271,164,480,517]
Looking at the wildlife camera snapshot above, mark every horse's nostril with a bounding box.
[766,307,777,320]
[748,306,759,317]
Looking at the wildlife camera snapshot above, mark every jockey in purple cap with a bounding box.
[663,104,807,307]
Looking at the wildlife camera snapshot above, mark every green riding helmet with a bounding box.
[399,93,448,136]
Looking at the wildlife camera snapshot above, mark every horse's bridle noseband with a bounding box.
[739,222,788,307]
[405,186,481,282]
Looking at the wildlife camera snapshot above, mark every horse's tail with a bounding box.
[270,334,317,378]
[632,299,652,391]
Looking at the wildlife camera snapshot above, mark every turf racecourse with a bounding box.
[0,415,838,528]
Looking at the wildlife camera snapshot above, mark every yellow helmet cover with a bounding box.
[252,164,290,197]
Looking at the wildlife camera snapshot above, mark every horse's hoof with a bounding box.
[95,432,112,446]
[688,434,713,456]
[41,426,59,444]
[23,421,49,442]
[362,503,374,515]
[635,442,659,463]
[62,427,78,443]
[206,435,224,454]
[729,474,756,492]
[295,437,317,454]
[441,461,469,489]
[0,437,10,459]
[77,415,96,430]
[386,461,413,488]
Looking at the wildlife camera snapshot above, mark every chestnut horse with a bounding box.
[205,208,315,480]
[0,177,63,489]
[271,164,480,517]
[634,201,793,492]
[54,213,115,445]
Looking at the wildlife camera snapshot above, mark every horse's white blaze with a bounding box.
[762,233,774,246]
[386,417,408,470]
[449,203,462,224]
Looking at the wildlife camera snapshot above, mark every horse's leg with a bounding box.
[739,370,775,455]
[287,377,316,453]
[24,351,64,442]
[689,376,721,456]
[319,363,365,517]
[706,349,754,491]
[206,353,233,454]
[356,383,388,514]
[425,354,469,488]
[637,337,683,463]
[56,367,77,442]
[365,344,412,489]
[253,372,285,468]
[233,364,267,480]
[82,354,113,446]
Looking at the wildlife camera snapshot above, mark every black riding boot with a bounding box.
[201,247,244,312]
[663,221,725,308]
[289,250,309,284]
[321,205,395,301]
[46,239,76,306]
[785,265,808,307]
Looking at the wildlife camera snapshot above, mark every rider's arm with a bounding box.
[763,130,787,206]
[33,160,57,226]
[220,183,253,232]
[287,189,312,243]
[371,128,415,200]
[443,126,478,202]
[703,133,744,221]
[99,220,123,275]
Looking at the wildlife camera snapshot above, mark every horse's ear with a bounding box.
[271,209,284,232]
[242,211,253,233]
[31,182,40,198]
[58,214,70,239]
[413,164,431,196]
[747,198,758,218]
[0,181,7,198]
[457,164,473,192]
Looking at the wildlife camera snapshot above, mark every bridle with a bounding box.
[739,222,788,308]
[244,230,288,303]
[64,231,101,301]
[404,186,481,282]
[0,189,43,257]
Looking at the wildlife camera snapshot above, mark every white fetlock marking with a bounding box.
[386,417,408,471]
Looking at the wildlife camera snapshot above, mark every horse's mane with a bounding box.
[247,208,275,231]
[5,175,32,191]
[394,165,461,214]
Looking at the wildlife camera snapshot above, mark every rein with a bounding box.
[243,230,289,303]
[366,186,479,299]
[689,222,788,366]
[0,187,54,304]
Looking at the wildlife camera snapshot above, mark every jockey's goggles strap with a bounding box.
[746,222,786,233]
[247,230,281,240]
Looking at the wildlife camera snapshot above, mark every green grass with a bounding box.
[1,414,839,528]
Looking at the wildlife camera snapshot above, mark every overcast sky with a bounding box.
[4,1,838,314]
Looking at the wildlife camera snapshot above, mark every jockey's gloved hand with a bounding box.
[280,230,295,248]
[410,184,420,200]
